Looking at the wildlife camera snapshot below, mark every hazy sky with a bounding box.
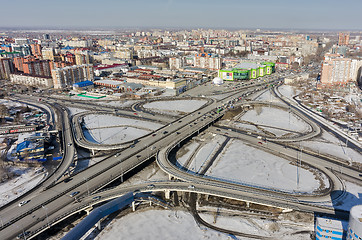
[1,0,361,30]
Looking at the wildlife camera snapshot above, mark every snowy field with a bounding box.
[0,99,27,108]
[232,122,261,133]
[83,114,163,130]
[200,212,313,239]
[254,89,281,102]
[84,126,150,144]
[238,107,311,137]
[82,114,163,144]
[278,85,300,99]
[332,181,362,211]
[300,130,362,163]
[94,210,226,240]
[191,138,328,193]
[175,141,200,168]
[119,162,170,187]
[143,99,208,113]
[0,166,45,207]
[190,135,227,174]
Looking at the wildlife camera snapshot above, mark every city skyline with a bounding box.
[1,0,362,30]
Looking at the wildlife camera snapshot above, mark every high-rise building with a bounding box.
[169,57,184,70]
[0,58,14,80]
[23,60,51,77]
[30,44,42,57]
[347,205,362,240]
[75,51,90,65]
[338,32,350,46]
[193,47,221,70]
[321,54,362,85]
[42,48,55,61]
[10,74,53,88]
[51,64,94,89]
[315,217,346,240]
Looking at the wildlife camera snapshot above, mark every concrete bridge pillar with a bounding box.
[168,174,172,181]
[132,201,136,211]
[91,149,95,156]
[246,201,250,208]
[96,220,101,230]
[165,190,170,200]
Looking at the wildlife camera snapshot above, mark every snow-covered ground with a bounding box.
[82,114,163,144]
[300,130,362,163]
[84,126,150,144]
[232,122,261,133]
[254,89,281,102]
[237,107,311,137]
[278,85,300,99]
[119,162,170,187]
[0,99,27,108]
[190,135,227,174]
[83,114,163,130]
[143,99,208,114]
[200,211,313,239]
[94,210,226,240]
[175,141,200,168]
[0,166,45,207]
[332,181,362,212]
[179,136,328,193]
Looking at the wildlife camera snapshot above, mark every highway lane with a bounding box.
[71,110,162,151]
[0,81,280,239]
[230,101,321,142]
[46,96,176,124]
[0,100,226,239]
[17,180,339,240]
[0,102,76,216]
[272,86,362,152]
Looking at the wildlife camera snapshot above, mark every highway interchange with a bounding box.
[0,77,361,239]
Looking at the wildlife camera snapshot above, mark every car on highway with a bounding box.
[19,200,30,207]
[115,153,121,157]
[188,185,195,189]
[67,143,72,147]
[92,196,101,200]
[258,142,263,145]
[163,131,168,134]
[152,133,157,137]
[136,155,141,158]
[17,231,31,239]
[147,184,155,189]
[69,191,80,197]
[64,177,73,183]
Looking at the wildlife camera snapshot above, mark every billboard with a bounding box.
[222,72,233,81]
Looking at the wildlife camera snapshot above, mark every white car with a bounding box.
[19,200,30,207]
